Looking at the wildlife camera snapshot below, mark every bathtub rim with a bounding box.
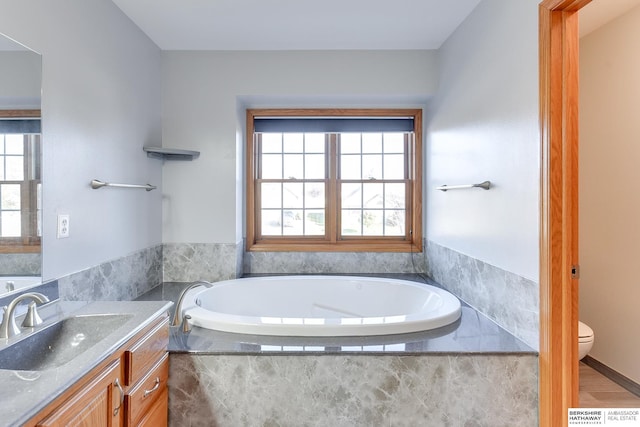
[182,275,462,337]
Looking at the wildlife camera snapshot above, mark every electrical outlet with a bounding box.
[57,214,70,238]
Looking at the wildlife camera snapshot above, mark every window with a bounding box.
[246,109,422,252]
[0,110,41,252]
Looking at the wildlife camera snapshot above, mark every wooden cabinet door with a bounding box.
[37,360,124,427]
[135,389,168,427]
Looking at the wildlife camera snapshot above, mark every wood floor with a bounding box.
[580,362,640,408]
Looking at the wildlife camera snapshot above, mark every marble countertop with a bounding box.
[169,304,535,355]
[0,300,172,427]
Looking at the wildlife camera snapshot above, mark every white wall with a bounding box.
[426,0,540,281]
[161,50,438,245]
[579,4,640,384]
[0,0,163,281]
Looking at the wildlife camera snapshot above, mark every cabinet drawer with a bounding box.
[124,318,168,386]
[125,354,168,426]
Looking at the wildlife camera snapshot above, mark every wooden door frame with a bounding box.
[539,1,591,426]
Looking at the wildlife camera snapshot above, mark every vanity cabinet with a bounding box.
[36,360,124,427]
[123,317,170,426]
[27,314,169,427]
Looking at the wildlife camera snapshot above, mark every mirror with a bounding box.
[0,33,42,297]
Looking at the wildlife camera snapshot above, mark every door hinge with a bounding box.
[571,265,580,279]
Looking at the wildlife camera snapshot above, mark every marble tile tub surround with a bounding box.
[57,244,162,301]
[169,353,538,427]
[244,250,427,274]
[163,242,243,282]
[426,240,539,350]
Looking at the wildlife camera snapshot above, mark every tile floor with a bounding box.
[580,362,640,408]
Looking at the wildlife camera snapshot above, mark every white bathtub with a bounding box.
[181,276,462,337]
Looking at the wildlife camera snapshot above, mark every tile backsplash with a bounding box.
[57,244,162,301]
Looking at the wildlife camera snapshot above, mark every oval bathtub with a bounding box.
[181,276,462,337]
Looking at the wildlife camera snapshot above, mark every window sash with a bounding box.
[0,132,41,246]
[246,109,422,252]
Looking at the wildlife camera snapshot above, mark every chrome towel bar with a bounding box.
[90,179,156,191]
[436,180,491,192]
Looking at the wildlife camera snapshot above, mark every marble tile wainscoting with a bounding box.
[426,240,539,350]
[163,242,243,282]
[244,250,427,274]
[57,244,163,301]
[0,252,41,276]
[169,353,538,427]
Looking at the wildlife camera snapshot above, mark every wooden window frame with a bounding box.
[0,109,42,253]
[246,108,422,253]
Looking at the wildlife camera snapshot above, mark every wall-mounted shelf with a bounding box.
[143,146,200,161]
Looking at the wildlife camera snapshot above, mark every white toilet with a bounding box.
[578,321,594,360]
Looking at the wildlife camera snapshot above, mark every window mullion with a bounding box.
[328,133,338,244]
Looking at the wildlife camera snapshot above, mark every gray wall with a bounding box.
[426,0,540,282]
[161,50,437,247]
[0,50,41,108]
[0,0,163,296]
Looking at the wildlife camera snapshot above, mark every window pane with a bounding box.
[283,154,303,179]
[383,154,405,179]
[1,211,21,237]
[385,210,405,236]
[283,133,303,153]
[304,210,325,235]
[383,133,405,153]
[304,154,325,179]
[261,133,282,153]
[341,133,361,154]
[363,183,383,208]
[305,183,325,209]
[282,210,303,235]
[5,156,24,181]
[340,155,361,180]
[5,134,23,154]
[1,184,20,209]
[261,154,282,179]
[305,133,325,153]
[0,158,4,180]
[261,209,282,235]
[385,183,406,208]
[362,210,383,235]
[341,210,361,235]
[341,183,361,209]
[362,133,382,153]
[283,182,303,208]
[0,135,4,154]
[261,183,281,209]
[362,154,382,180]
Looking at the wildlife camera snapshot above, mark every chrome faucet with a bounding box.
[0,292,50,339]
[171,281,214,328]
